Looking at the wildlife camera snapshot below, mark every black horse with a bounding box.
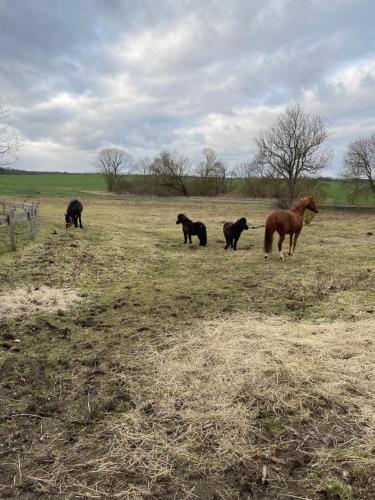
[223,217,249,250]
[65,200,83,229]
[176,213,207,246]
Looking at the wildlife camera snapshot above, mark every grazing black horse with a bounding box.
[223,217,249,250]
[65,199,83,229]
[176,213,207,246]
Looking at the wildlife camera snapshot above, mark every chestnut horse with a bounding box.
[264,195,318,260]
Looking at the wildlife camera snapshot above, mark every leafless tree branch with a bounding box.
[342,134,375,201]
[0,99,22,167]
[94,148,134,192]
[149,150,190,196]
[254,103,331,203]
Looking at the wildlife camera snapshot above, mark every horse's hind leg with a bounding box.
[278,233,285,260]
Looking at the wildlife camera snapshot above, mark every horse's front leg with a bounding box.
[288,234,293,256]
[188,234,192,244]
[292,229,302,255]
[233,237,239,250]
[74,215,78,228]
[183,231,187,244]
[79,214,83,229]
[278,233,285,260]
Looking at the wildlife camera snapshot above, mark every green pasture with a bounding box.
[0,173,106,198]
[0,173,374,206]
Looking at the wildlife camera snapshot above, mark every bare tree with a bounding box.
[342,134,375,201]
[95,148,134,192]
[137,156,153,176]
[0,99,22,167]
[254,103,331,204]
[150,150,190,196]
[195,148,227,195]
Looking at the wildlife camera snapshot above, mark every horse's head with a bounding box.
[65,213,73,228]
[238,217,249,230]
[176,213,186,224]
[306,196,319,213]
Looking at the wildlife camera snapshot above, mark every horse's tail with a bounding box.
[197,223,207,246]
[263,220,274,254]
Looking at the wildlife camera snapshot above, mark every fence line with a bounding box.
[0,200,40,250]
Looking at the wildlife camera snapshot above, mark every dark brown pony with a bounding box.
[65,199,83,229]
[176,213,207,246]
[223,217,249,250]
[264,195,318,260]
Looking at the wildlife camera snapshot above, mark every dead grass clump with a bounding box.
[0,286,81,319]
[101,314,375,497]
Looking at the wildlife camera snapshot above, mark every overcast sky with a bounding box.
[0,0,374,174]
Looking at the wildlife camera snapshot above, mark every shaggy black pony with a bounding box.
[65,199,83,228]
[223,217,248,250]
[176,213,207,246]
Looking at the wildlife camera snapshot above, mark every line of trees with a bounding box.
[95,103,333,204]
[94,147,235,197]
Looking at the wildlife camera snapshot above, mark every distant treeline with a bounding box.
[1,168,374,207]
[0,167,65,175]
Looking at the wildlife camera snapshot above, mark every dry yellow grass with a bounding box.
[100,313,375,498]
[0,286,81,318]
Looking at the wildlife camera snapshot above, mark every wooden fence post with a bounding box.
[32,203,38,236]
[9,207,16,250]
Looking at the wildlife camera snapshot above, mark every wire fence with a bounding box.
[0,200,40,252]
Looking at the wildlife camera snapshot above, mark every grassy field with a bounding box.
[0,173,107,198]
[1,197,375,498]
[1,173,375,206]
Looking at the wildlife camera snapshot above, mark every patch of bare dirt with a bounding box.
[80,190,117,196]
[0,286,81,319]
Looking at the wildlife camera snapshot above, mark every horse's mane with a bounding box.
[291,196,312,211]
[178,213,193,223]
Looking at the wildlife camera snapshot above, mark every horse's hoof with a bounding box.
[264,255,269,260]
